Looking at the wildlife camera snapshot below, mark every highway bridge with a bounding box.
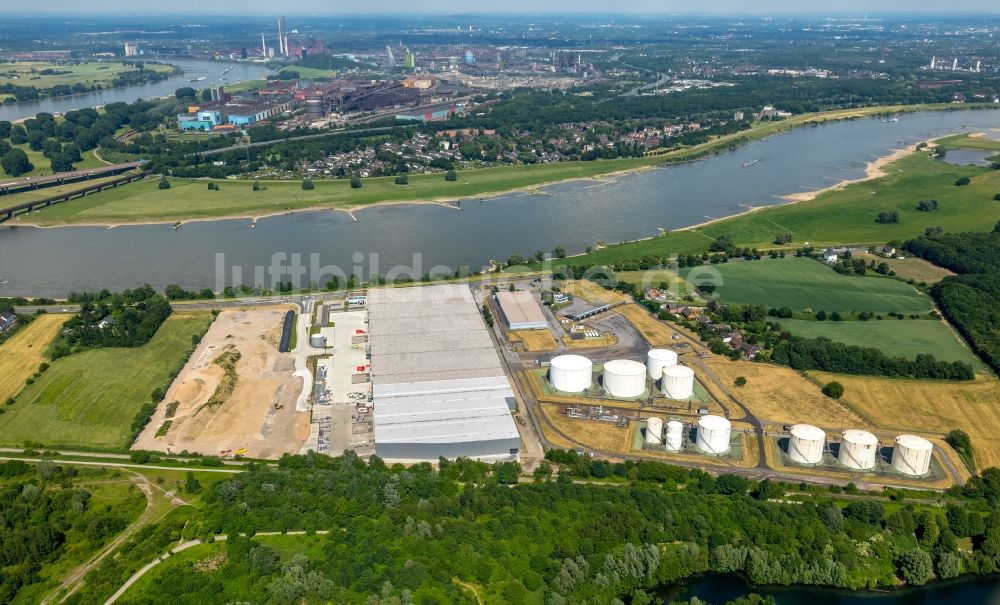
[0,161,144,196]
[0,170,148,223]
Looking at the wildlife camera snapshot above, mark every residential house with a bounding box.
[880,245,897,257]
[0,310,16,332]
[97,315,115,330]
[822,248,839,263]
[739,342,761,358]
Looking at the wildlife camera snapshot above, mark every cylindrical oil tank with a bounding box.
[788,424,826,464]
[696,415,731,454]
[602,359,647,398]
[665,420,684,452]
[645,417,663,445]
[549,355,593,393]
[309,333,327,348]
[646,348,678,380]
[892,434,933,476]
[838,429,879,470]
[661,365,695,399]
[305,94,325,118]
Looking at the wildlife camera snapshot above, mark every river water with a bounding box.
[659,573,1000,604]
[0,59,273,122]
[1,109,998,297]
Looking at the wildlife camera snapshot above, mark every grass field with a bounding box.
[683,257,935,314]
[18,103,976,226]
[704,358,866,428]
[0,61,174,89]
[854,252,956,284]
[614,304,675,346]
[812,372,1000,469]
[5,143,106,179]
[0,315,66,404]
[776,318,985,369]
[507,329,558,351]
[579,134,1000,263]
[0,312,213,450]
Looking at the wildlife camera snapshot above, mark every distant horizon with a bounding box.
[6,3,1000,17]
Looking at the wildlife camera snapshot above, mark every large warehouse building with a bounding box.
[368,285,521,462]
[494,290,548,330]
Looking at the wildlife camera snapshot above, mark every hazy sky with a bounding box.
[16,1,1000,15]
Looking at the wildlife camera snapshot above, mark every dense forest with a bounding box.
[65,452,1000,605]
[905,224,1000,373]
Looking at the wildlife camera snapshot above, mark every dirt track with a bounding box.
[134,309,308,459]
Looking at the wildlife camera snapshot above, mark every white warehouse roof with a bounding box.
[494,290,548,330]
[368,285,521,461]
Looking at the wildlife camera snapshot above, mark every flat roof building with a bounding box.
[368,285,521,462]
[494,290,548,330]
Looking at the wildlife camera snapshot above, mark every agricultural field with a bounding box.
[580,140,1000,263]
[703,358,866,428]
[683,257,935,314]
[615,269,697,297]
[0,312,213,450]
[854,252,956,284]
[561,279,630,305]
[0,314,66,404]
[812,372,1000,469]
[0,61,175,89]
[775,318,986,369]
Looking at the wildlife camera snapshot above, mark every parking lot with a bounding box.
[302,308,375,457]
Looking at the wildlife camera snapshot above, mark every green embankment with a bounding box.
[580,137,1000,264]
[0,312,213,450]
[17,103,976,226]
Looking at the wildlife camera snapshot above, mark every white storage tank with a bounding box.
[602,359,647,398]
[310,333,327,348]
[549,355,593,393]
[665,420,684,452]
[646,348,678,380]
[645,417,664,445]
[662,365,695,400]
[788,424,826,464]
[838,429,879,470]
[696,415,731,454]
[892,434,933,476]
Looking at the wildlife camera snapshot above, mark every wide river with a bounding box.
[0,59,273,122]
[1,109,998,297]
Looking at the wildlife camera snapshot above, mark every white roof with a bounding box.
[373,377,519,445]
[495,290,547,326]
[896,434,933,450]
[663,365,694,378]
[791,424,826,440]
[369,285,519,449]
[604,359,646,377]
[842,429,878,445]
[699,415,731,430]
[551,354,593,371]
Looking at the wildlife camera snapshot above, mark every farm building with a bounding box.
[367,285,521,462]
[494,290,548,330]
[0,310,15,332]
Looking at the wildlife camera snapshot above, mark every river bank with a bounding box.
[7,103,992,229]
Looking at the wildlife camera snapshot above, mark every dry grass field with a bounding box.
[812,372,1000,469]
[855,253,956,284]
[508,329,558,352]
[542,404,635,452]
[0,315,66,403]
[705,359,866,428]
[614,304,675,346]
[562,280,629,305]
